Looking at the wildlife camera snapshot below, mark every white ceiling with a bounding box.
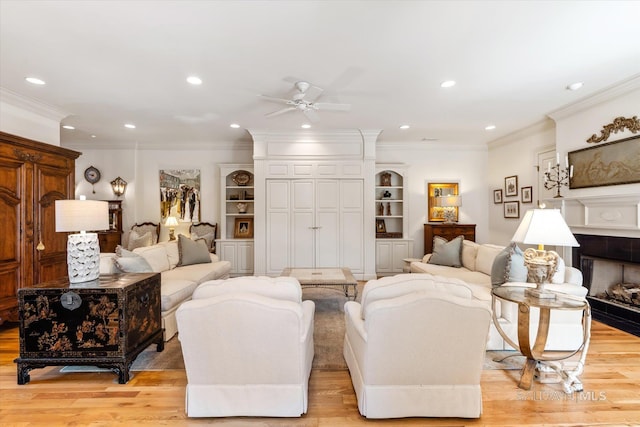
[1,1,639,148]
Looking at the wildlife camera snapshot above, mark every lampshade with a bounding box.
[436,195,462,207]
[165,216,179,227]
[55,197,109,284]
[511,209,579,247]
[55,198,109,232]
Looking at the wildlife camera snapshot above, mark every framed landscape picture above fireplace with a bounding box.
[569,135,640,189]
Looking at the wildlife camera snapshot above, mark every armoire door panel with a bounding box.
[267,211,290,272]
[292,211,314,268]
[316,211,339,267]
[292,180,314,210]
[341,210,364,272]
[267,180,290,210]
[341,180,364,210]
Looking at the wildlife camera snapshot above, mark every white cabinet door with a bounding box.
[266,179,363,275]
[219,240,254,276]
[376,239,413,275]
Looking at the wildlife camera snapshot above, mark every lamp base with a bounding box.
[169,229,176,241]
[67,233,100,283]
[525,287,557,300]
[523,248,560,301]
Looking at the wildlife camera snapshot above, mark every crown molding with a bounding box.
[0,87,69,122]
[487,119,555,149]
[547,73,640,121]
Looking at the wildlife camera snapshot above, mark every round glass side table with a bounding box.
[491,286,591,392]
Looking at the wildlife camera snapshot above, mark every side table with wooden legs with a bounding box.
[491,286,591,393]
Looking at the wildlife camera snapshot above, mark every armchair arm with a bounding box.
[300,300,315,342]
[344,301,367,342]
[564,266,583,286]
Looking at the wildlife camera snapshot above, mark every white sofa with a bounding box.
[409,240,587,351]
[100,239,231,341]
[177,276,315,417]
[343,276,492,418]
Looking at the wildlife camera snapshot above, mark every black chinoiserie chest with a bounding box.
[15,273,164,384]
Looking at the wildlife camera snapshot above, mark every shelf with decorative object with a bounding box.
[218,164,254,275]
[97,200,123,252]
[375,165,413,275]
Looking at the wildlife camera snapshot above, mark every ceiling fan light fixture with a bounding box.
[440,80,456,88]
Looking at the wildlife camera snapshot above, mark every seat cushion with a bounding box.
[159,277,198,312]
[410,262,491,286]
[162,256,230,284]
[193,276,302,302]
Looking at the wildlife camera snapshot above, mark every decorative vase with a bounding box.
[236,202,248,213]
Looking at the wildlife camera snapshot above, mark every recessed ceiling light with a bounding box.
[61,125,75,130]
[440,80,456,88]
[124,123,136,129]
[25,77,46,85]
[485,125,496,131]
[91,135,97,138]
[301,124,311,129]
[230,123,241,129]
[186,76,202,85]
[566,81,584,91]
[399,124,410,130]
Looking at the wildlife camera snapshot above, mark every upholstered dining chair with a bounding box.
[123,222,159,250]
[343,275,492,419]
[176,276,315,417]
[189,221,217,253]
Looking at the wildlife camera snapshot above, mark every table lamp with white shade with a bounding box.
[55,196,109,283]
[165,216,179,240]
[436,195,461,224]
[511,208,580,299]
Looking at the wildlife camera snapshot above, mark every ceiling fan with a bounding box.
[259,80,351,122]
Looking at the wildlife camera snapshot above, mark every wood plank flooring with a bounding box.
[1,320,639,426]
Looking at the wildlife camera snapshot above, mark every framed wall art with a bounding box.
[493,189,503,204]
[376,219,386,234]
[234,217,254,238]
[503,201,520,218]
[427,182,459,222]
[504,175,518,197]
[521,186,532,203]
[568,135,640,189]
[159,169,201,222]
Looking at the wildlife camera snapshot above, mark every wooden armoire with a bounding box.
[0,132,80,325]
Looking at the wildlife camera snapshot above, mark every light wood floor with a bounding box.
[1,320,639,426]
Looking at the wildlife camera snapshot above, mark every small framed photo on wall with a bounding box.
[521,186,533,203]
[504,175,518,197]
[493,189,503,204]
[504,201,520,218]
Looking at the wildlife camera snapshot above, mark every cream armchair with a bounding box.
[176,276,314,418]
[343,275,492,419]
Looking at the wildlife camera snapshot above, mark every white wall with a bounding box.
[65,142,253,239]
[0,88,67,146]
[377,142,489,256]
[487,120,556,245]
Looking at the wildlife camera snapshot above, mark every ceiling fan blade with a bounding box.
[304,85,324,102]
[303,109,320,122]
[314,102,351,111]
[265,107,296,118]
[258,94,291,104]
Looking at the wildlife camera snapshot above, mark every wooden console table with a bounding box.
[15,273,163,384]
[423,223,476,254]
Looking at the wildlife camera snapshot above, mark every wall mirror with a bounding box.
[427,182,459,222]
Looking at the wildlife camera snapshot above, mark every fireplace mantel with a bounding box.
[545,194,640,238]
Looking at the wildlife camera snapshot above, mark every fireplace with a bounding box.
[572,234,640,333]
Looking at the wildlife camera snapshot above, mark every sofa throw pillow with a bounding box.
[115,245,136,257]
[491,242,528,286]
[128,230,153,251]
[427,235,463,268]
[114,253,153,273]
[178,234,212,267]
[191,231,214,252]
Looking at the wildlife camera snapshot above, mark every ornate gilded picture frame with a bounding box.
[427,182,459,222]
[568,135,640,189]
